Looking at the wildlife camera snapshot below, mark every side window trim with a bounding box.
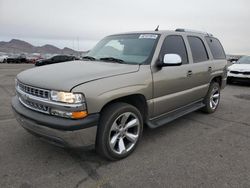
[187,35,209,63]
[182,35,193,64]
[159,34,189,64]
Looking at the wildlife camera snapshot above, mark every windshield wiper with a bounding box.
[82,56,96,61]
[99,57,124,63]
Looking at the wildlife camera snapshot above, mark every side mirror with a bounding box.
[161,54,182,67]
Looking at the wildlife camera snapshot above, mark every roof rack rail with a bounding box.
[175,28,213,36]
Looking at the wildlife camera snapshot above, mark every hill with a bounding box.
[0,39,84,55]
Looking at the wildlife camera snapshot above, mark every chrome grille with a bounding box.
[18,82,49,99]
[16,81,50,114]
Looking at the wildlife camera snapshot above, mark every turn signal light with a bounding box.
[71,111,88,119]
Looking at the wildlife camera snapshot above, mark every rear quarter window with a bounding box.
[205,37,226,59]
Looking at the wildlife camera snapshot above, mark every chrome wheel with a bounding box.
[109,112,140,155]
[209,87,220,110]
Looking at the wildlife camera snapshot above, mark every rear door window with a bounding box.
[187,36,209,63]
[205,37,226,59]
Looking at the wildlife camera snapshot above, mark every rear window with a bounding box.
[187,36,209,63]
[205,37,226,59]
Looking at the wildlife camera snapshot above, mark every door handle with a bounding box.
[208,66,212,72]
[187,70,192,77]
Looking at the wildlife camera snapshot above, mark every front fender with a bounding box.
[72,66,153,114]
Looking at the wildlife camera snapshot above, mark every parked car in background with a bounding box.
[35,55,78,66]
[227,56,250,83]
[0,55,8,63]
[7,54,27,64]
[227,56,240,64]
[26,53,43,64]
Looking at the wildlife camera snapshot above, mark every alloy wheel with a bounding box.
[209,87,220,110]
[109,112,140,155]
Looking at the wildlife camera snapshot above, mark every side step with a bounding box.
[147,101,205,129]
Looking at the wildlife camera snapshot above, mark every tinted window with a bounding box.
[188,36,208,63]
[160,35,188,64]
[205,37,226,59]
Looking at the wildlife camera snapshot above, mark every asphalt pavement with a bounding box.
[0,64,250,188]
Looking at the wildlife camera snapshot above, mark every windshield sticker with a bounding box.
[139,34,158,39]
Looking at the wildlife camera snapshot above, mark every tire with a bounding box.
[201,82,220,114]
[96,102,143,160]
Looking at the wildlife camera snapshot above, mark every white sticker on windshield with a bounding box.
[139,34,158,39]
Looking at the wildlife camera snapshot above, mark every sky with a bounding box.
[0,0,249,54]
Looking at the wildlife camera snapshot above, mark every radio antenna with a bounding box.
[155,25,159,31]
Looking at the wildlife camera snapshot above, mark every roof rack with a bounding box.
[175,28,213,36]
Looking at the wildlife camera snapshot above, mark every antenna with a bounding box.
[155,25,159,31]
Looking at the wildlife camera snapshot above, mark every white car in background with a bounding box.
[0,55,8,63]
[227,56,250,83]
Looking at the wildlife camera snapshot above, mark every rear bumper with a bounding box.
[12,96,99,148]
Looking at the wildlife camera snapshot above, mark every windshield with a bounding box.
[87,33,159,64]
[236,56,250,64]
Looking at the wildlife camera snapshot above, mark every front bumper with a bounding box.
[227,76,250,83]
[12,96,99,148]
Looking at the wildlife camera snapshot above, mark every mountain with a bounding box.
[0,39,85,55]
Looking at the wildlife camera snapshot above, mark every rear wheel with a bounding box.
[202,82,220,113]
[96,102,143,160]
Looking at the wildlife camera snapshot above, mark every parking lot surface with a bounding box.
[1,64,250,188]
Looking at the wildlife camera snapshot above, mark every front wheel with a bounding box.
[96,102,143,160]
[201,82,220,113]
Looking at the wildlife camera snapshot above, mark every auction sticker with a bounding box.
[139,34,158,39]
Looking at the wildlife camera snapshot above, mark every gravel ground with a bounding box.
[0,64,250,188]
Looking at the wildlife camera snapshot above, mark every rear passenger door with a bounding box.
[185,36,212,100]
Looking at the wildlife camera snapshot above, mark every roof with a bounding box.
[111,29,214,37]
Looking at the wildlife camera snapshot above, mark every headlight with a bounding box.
[50,91,87,119]
[50,91,84,104]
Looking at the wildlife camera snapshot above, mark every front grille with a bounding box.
[230,71,240,74]
[18,82,49,99]
[243,72,250,75]
[230,71,250,75]
[16,81,50,114]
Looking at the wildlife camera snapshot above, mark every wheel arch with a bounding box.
[100,94,148,123]
[210,76,222,87]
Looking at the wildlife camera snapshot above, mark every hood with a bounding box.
[17,61,140,91]
[229,64,250,72]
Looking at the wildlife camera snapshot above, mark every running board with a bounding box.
[147,101,205,129]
